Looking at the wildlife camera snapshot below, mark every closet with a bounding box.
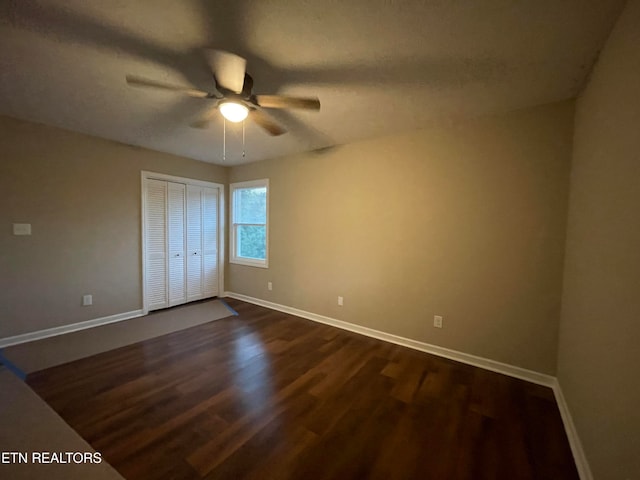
[143,173,222,312]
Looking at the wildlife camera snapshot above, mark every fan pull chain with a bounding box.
[242,119,246,158]
[223,117,226,162]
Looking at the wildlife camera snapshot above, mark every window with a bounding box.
[230,179,269,268]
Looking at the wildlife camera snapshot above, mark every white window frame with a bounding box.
[230,179,269,268]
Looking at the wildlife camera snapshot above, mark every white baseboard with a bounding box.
[223,291,555,387]
[0,309,146,348]
[551,380,593,480]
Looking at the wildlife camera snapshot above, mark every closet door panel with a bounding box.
[145,179,168,310]
[202,187,219,296]
[186,185,203,300]
[144,176,220,311]
[167,182,186,306]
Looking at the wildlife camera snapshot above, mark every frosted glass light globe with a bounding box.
[219,102,249,122]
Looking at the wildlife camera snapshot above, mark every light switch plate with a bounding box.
[13,223,32,235]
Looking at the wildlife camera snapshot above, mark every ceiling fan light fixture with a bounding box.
[219,102,249,122]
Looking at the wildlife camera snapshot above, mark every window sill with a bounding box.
[230,258,269,269]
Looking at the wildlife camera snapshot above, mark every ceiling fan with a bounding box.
[125,49,320,136]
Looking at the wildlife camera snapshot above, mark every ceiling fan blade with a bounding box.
[255,95,321,111]
[126,75,210,98]
[190,105,220,129]
[205,49,246,94]
[241,73,254,97]
[250,109,287,136]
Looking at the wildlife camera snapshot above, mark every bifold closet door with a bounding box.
[167,182,186,306]
[185,185,219,300]
[202,187,219,297]
[144,179,168,310]
[186,185,203,301]
[145,178,219,311]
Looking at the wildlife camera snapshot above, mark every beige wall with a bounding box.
[228,100,574,374]
[557,0,640,478]
[0,116,227,338]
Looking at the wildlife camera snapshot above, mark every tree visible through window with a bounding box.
[231,180,268,267]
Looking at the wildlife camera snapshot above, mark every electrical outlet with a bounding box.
[338,296,344,306]
[82,294,93,306]
[267,281,273,291]
[434,315,443,328]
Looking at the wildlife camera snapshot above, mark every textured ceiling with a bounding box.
[0,0,627,165]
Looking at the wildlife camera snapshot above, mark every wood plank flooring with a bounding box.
[27,299,579,480]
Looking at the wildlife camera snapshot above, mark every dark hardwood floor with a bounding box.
[27,299,579,480]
